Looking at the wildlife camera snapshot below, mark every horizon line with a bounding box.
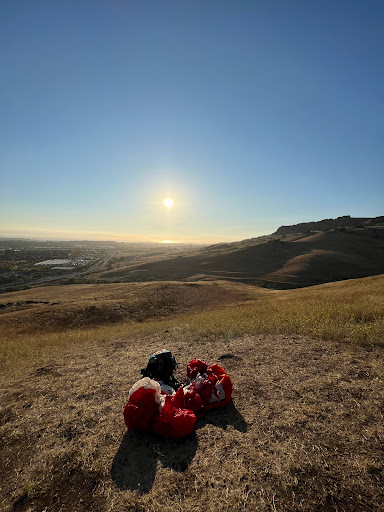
[0,232,254,245]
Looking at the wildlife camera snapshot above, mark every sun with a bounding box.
[164,198,173,208]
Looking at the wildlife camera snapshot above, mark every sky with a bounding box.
[1,0,383,243]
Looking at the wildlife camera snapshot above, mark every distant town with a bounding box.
[0,238,196,292]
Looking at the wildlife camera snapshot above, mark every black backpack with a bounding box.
[141,350,181,390]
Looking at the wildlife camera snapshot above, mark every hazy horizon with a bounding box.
[1,1,383,242]
[0,228,234,244]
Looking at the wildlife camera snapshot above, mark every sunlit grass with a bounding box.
[183,295,384,344]
[1,276,383,379]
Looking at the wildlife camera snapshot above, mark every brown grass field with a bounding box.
[1,275,384,511]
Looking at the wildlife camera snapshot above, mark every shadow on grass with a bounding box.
[111,399,247,494]
[198,399,248,433]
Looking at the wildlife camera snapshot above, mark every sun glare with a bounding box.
[164,198,173,208]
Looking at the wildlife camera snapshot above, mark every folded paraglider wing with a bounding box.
[123,359,233,438]
[151,391,197,439]
[204,363,233,411]
[123,377,162,431]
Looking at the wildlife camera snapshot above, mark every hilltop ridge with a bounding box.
[274,215,377,235]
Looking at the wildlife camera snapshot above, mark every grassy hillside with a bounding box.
[0,281,257,336]
[92,222,384,289]
[1,275,384,511]
[1,274,383,378]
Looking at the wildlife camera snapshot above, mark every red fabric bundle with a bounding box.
[204,363,233,411]
[151,393,197,438]
[123,387,159,431]
[187,359,209,378]
[123,359,233,438]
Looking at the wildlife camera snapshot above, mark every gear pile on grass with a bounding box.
[123,350,232,438]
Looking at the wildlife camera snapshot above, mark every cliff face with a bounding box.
[274,216,370,236]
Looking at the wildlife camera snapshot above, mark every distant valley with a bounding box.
[1,215,383,292]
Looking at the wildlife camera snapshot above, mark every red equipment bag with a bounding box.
[123,358,232,438]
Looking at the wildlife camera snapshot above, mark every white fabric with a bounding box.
[128,377,162,405]
[193,373,206,390]
[209,382,225,403]
[158,380,176,396]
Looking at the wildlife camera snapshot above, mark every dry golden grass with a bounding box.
[183,274,384,346]
[1,275,384,511]
[1,331,384,512]
[0,280,263,378]
[0,280,260,338]
[1,275,383,380]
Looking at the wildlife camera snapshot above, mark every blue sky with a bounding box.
[1,0,383,242]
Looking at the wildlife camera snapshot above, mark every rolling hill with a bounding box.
[0,280,260,336]
[93,216,384,288]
